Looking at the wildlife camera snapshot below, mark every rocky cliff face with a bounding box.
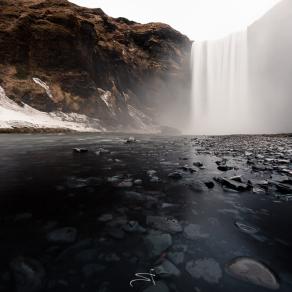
[0,0,191,132]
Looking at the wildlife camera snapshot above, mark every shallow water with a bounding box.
[0,133,292,292]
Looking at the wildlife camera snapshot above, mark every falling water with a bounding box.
[191,30,250,135]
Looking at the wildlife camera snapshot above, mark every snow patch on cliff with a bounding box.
[99,89,116,116]
[0,86,104,132]
[32,77,54,100]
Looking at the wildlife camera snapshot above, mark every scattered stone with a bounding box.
[271,174,290,183]
[193,162,203,168]
[226,257,280,290]
[10,257,45,292]
[107,175,122,184]
[205,181,215,189]
[107,227,125,240]
[122,221,146,233]
[73,148,88,153]
[161,203,177,209]
[47,227,77,244]
[117,179,133,188]
[144,233,172,257]
[134,179,142,185]
[82,264,105,279]
[252,165,267,172]
[168,172,183,180]
[184,224,209,240]
[143,281,169,292]
[167,252,185,265]
[230,175,243,182]
[250,179,269,187]
[253,187,266,194]
[270,181,292,194]
[186,258,222,284]
[125,137,136,144]
[281,168,292,176]
[147,216,182,233]
[150,176,161,183]
[124,191,144,202]
[215,177,249,191]
[235,222,259,234]
[97,148,110,154]
[218,165,233,171]
[147,170,157,177]
[154,259,181,278]
[98,214,113,223]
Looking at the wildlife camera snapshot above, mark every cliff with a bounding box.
[0,0,191,132]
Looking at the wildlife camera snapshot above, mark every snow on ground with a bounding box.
[0,86,104,132]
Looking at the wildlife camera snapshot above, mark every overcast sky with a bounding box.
[69,0,280,41]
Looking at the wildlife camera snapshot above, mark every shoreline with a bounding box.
[1,128,292,137]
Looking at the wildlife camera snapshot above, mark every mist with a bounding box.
[248,0,292,134]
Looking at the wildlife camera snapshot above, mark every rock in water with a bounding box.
[144,233,172,258]
[205,181,215,189]
[125,137,137,143]
[215,177,249,191]
[98,213,113,223]
[143,281,169,292]
[218,165,233,171]
[226,257,280,290]
[186,258,222,284]
[154,259,181,278]
[168,172,183,180]
[184,224,209,239]
[122,220,146,233]
[73,148,88,153]
[167,251,185,265]
[146,216,182,233]
[47,227,77,243]
[235,222,259,234]
[10,257,45,292]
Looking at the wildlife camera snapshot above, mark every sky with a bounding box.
[69,0,280,41]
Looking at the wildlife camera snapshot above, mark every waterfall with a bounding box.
[191,30,250,135]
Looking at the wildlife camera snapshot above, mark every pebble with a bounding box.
[154,259,181,277]
[184,224,209,239]
[73,148,88,153]
[226,257,280,290]
[147,216,183,233]
[144,233,172,257]
[10,257,45,292]
[186,258,222,284]
[98,214,113,222]
[47,227,77,243]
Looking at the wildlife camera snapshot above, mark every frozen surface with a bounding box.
[0,86,104,132]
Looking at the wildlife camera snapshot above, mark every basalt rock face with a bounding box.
[0,0,191,131]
